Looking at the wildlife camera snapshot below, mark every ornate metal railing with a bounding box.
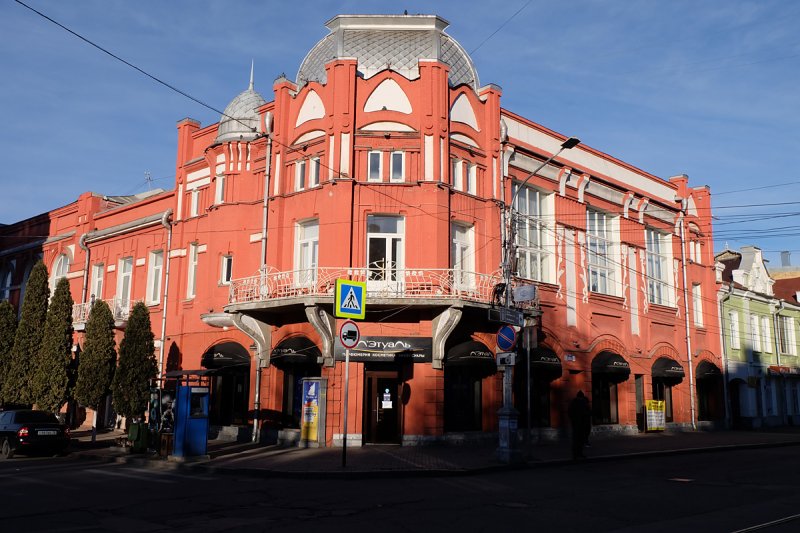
[229,267,537,308]
[72,297,136,324]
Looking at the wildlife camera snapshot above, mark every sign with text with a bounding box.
[334,336,433,363]
[645,400,666,432]
[301,381,320,442]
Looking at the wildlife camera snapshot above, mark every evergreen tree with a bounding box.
[74,299,116,411]
[112,302,157,419]
[0,300,18,404]
[2,260,49,405]
[32,277,74,412]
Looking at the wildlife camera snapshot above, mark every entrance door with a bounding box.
[364,371,401,444]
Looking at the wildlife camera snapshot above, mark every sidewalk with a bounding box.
[69,427,800,478]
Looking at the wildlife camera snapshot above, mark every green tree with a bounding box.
[74,299,116,435]
[0,300,18,404]
[2,260,49,405]
[31,277,74,412]
[112,302,157,420]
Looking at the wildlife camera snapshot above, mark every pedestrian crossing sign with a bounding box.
[335,279,366,319]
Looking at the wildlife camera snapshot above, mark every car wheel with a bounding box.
[1,439,14,460]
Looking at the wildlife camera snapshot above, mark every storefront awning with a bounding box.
[696,360,722,379]
[201,342,250,369]
[271,336,321,368]
[652,357,685,380]
[592,352,631,381]
[446,341,496,375]
[529,349,563,380]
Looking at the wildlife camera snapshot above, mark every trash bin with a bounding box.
[128,422,148,454]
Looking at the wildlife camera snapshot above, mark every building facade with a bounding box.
[716,246,800,428]
[0,14,723,444]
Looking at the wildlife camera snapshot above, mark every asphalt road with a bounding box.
[1,446,799,532]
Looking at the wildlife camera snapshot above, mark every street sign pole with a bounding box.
[342,347,349,468]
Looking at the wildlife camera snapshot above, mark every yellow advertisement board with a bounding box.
[645,400,666,431]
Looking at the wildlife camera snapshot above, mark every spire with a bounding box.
[249,60,254,91]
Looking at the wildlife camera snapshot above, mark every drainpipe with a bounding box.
[678,205,697,430]
[158,209,173,379]
[772,299,785,424]
[78,233,90,305]
[253,112,273,444]
[719,284,733,428]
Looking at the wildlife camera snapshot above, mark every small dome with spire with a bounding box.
[216,63,266,143]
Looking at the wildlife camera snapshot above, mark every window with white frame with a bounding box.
[90,263,104,301]
[762,316,772,352]
[587,209,615,296]
[367,215,404,290]
[220,255,233,285]
[646,228,671,306]
[295,159,307,191]
[451,222,475,290]
[729,311,740,349]
[215,174,226,204]
[466,163,477,195]
[390,151,404,182]
[309,157,321,188]
[190,188,200,217]
[295,220,319,286]
[368,151,382,182]
[513,184,552,283]
[777,315,797,355]
[0,260,15,300]
[692,283,703,327]
[51,253,71,293]
[146,250,163,305]
[117,257,133,306]
[452,159,463,190]
[187,244,198,299]
[750,314,762,352]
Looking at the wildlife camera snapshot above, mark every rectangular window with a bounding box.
[190,189,200,217]
[452,159,463,190]
[587,209,615,296]
[215,175,225,204]
[466,163,477,195]
[295,220,319,286]
[778,315,797,355]
[187,243,198,299]
[90,263,104,301]
[295,159,307,191]
[368,151,382,182]
[451,223,475,290]
[220,255,233,285]
[309,157,321,188]
[117,257,133,306]
[514,184,551,283]
[762,316,772,353]
[367,215,404,292]
[750,315,762,352]
[729,311,740,350]
[390,151,404,182]
[692,284,703,327]
[146,250,163,305]
[646,228,670,306]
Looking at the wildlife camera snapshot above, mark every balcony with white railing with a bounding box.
[228,266,538,309]
[72,297,136,328]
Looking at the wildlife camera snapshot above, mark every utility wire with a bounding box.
[469,0,533,55]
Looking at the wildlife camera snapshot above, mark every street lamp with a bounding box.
[503,136,580,307]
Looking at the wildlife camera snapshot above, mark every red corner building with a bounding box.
[0,14,723,444]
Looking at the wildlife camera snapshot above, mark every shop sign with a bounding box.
[645,399,666,432]
[301,381,320,442]
[334,336,432,363]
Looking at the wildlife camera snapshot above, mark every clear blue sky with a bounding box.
[2,0,799,266]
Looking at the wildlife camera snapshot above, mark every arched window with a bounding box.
[51,253,71,292]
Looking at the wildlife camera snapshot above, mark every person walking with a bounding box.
[568,391,592,459]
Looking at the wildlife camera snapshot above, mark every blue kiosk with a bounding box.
[164,370,211,459]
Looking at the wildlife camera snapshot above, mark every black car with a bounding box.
[0,409,70,458]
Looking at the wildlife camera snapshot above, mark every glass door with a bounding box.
[367,215,404,294]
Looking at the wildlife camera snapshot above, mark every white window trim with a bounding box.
[294,220,319,287]
[214,174,226,204]
[368,151,383,182]
[750,314,762,352]
[190,188,200,217]
[451,222,475,290]
[513,184,554,284]
[762,316,772,353]
[390,151,405,183]
[466,163,477,195]
[587,209,618,297]
[187,244,198,299]
[452,158,463,190]
[146,250,163,305]
[646,228,673,307]
[295,159,307,191]
[220,255,233,286]
[117,256,133,306]
[90,263,104,301]
[729,311,740,350]
[309,157,321,188]
[692,283,703,327]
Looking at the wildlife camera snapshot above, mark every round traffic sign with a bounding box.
[496,325,517,351]
[339,320,360,349]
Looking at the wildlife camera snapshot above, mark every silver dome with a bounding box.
[216,70,266,143]
[297,14,480,90]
